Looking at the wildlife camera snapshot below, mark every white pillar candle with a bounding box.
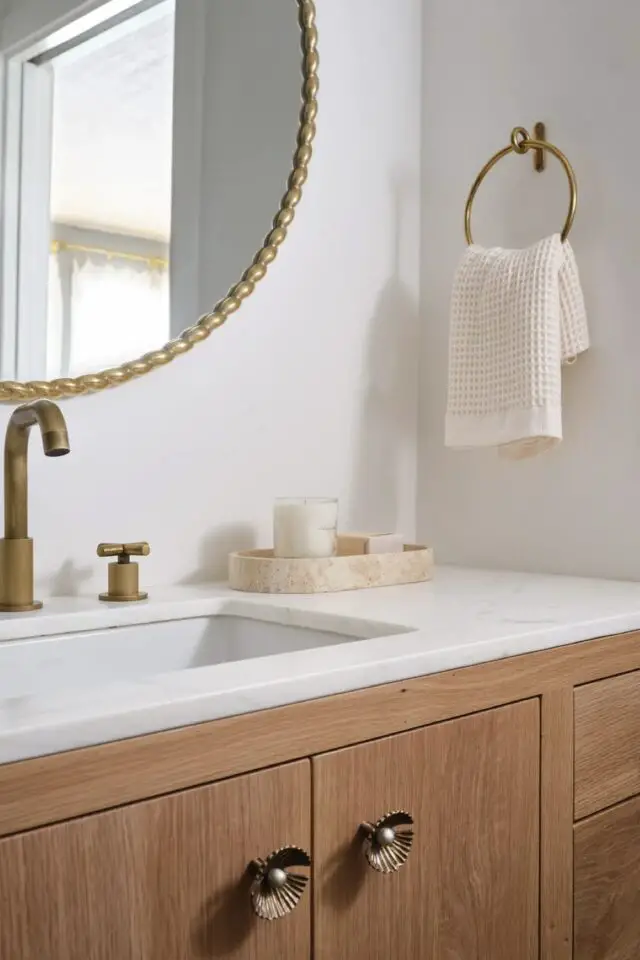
[273,498,338,559]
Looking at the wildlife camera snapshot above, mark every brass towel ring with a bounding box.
[464,126,577,245]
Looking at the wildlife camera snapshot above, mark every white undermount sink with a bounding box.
[0,606,411,700]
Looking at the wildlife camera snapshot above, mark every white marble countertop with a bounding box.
[2,565,640,764]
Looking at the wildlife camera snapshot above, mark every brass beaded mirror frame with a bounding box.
[0,0,318,403]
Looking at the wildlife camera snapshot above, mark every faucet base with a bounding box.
[0,601,42,613]
[0,537,41,612]
[99,592,148,603]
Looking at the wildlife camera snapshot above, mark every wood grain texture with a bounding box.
[575,669,640,818]
[0,760,311,960]
[2,628,640,837]
[313,700,540,960]
[574,794,640,960]
[540,689,574,960]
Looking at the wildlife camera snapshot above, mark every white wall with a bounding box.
[419,0,640,579]
[0,0,421,597]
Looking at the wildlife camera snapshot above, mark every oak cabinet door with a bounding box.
[0,760,311,960]
[574,793,640,960]
[313,700,540,960]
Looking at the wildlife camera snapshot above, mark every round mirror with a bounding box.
[0,0,317,401]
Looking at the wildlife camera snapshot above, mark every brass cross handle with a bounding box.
[359,811,414,874]
[97,542,150,602]
[97,542,151,559]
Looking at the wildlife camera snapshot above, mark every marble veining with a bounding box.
[2,566,640,763]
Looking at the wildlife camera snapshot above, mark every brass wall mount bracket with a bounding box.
[533,121,546,172]
[97,541,150,602]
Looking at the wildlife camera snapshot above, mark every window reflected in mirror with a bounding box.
[47,2,174,379]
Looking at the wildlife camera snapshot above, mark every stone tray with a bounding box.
[228,540,434,594]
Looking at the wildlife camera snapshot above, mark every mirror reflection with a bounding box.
[2,0,302,383]
[47,1,174,380]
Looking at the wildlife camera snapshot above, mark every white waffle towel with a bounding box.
[445,234,589,459]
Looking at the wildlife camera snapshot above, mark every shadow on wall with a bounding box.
[349,178,419,533]
[49,558,93,597]
[180,523,257,585]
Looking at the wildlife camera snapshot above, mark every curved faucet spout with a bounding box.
[5,400,70,540]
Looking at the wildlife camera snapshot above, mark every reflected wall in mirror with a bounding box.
[0,0,317,398]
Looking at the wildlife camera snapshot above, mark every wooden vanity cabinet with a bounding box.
[0,761,311,960]
[0,703,540,960]
[3,629,640,960]
[314,700,540,960]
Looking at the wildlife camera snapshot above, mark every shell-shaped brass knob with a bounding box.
[248,846,311,920]
[360,810,414,873]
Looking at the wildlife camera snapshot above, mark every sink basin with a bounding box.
[0,607,409,700]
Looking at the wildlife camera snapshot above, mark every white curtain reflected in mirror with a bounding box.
[13,0,175,381]
[48,243,169,379]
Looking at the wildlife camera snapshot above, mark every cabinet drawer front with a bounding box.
[0,760,311,960]
[575,670,640,819]
[574,793,640,960]
[313,700,540,960]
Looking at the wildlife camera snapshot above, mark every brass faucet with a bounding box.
[0,400,70,612]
